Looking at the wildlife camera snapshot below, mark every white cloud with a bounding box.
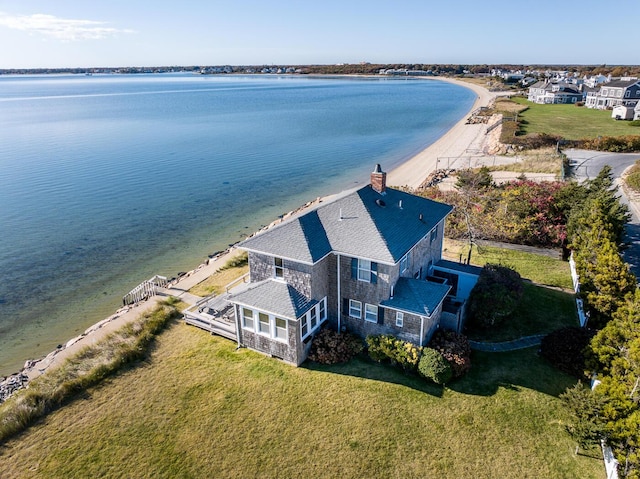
[0,11,134,41]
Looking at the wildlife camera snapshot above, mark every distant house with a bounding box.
[185,166,480,365]
[585,79,640,110]
[527,81,584,104]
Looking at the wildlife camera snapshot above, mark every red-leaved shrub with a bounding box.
[429,329,472,378]
[307,328,364,364]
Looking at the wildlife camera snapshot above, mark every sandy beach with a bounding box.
[388,77,499,188]
[3,76,497,389]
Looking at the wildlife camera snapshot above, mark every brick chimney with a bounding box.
[371,164,386,194]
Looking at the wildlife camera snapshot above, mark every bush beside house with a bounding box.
[467,264,523,329]
[429,329,472,378]
[418,348,452,385]
[307,329,363,364]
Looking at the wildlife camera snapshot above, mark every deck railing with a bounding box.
[225,272,250,293]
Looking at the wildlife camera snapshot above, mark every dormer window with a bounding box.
[274,257,284,278]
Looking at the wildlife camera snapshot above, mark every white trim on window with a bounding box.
[364,303,378,323]
[396,311,404,327]
[430,227,438,243]
[357,259,372,282]
[258,312,270,335]
[301,297,328,340]
[240,307,288,343]
[349,299,362,319]
[275,317,287,340]
[274,257,284,279]
[400,252,410,273]
[242,307,254,331]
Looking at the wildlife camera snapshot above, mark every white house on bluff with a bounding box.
[184,165,480,365]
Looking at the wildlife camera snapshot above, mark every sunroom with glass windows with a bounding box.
[230,279,327,365]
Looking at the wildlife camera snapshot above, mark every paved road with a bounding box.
[565,148,640,278]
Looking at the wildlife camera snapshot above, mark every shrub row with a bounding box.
[576,135,640,153]
[365,331,471,385]
[366,334,421,371]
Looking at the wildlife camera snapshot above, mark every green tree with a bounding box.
[560,382,607,454]
[582,238,636,329]
[586,289,640,477]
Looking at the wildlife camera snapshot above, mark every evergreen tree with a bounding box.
[586,289,640,477]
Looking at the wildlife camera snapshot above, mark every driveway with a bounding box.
[565,149,640,278]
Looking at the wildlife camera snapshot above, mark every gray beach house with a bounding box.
[185,165,479,365]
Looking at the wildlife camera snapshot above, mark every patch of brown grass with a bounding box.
[486,148,562,174]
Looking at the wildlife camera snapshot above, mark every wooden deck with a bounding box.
[183,294,237,341]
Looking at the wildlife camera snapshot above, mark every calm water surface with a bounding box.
[0,73,475,374]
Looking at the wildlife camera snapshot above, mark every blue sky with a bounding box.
[0,0,636,69]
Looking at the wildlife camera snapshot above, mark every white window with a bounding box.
[301,298,327,340]
[352,258,377,283]
[258,312,270,334]
[242,307,287,342]
[242,307,254,330]
[349,299,362,319]
[396,311,404,327]
[358,259,372,282]
[365,303,378,323]
[400,252,410,273]
[274,257,284,278]
[275,317,287,340]
[430,228,438,243]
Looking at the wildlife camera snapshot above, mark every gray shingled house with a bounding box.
[222,165,478,365]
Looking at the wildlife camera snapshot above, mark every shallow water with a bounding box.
[0,73,475,374]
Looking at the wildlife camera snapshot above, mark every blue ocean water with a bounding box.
[0,73,475,374]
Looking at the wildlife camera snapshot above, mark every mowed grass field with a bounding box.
[511,97,639,139]
[0,246,599,478]
[0,322,603,479]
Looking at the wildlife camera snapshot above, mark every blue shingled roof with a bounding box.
[381,277,451,317]
[240,185,453,264]
[229,279,317,320]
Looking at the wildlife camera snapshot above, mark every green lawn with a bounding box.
[443,238,573,290]
[511,97,639,140]
[0,323,603,479]
[466,282,578,342]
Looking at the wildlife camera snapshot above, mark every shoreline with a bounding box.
[1,77,496,394]
[388,77,499,188]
